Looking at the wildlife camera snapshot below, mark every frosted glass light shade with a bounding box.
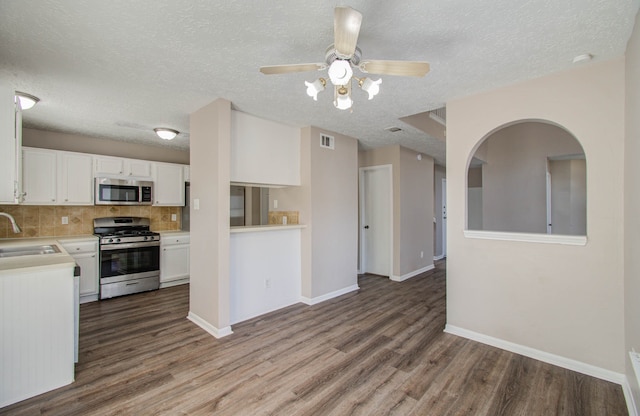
[305,78,326,101]
[15,92,40,110]
[328,60,353,85]
[360,77,382,100]
[334,85,353,110]
[154,128,179,140]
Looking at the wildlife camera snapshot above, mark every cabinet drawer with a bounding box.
[161,235,190,245]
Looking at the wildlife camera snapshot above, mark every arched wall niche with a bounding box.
[465,119,587,237]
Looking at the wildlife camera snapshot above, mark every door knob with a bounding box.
[364,225,369,229]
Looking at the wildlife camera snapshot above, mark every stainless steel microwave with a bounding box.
[95,178,153,205]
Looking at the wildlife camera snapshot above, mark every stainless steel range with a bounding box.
[94,217,160,299]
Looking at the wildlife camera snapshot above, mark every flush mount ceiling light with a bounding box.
[15,91,40,110]
[572,53,593,64]
[259,6,430,111]
[154,128,179,140]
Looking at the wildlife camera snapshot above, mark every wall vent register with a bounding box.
[320,134,335,150]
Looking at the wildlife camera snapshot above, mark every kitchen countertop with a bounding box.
[230,224,306,233]
[158,230,190,235]
[0,237,76,274]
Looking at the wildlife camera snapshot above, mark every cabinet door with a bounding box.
[153,163,185,206]
[58,152,93,204]
[126,159,152,178]
[0,82,21,204]
[94,156,124,176]
[74,252,99,296]
[22,148,57,204]
[160,244,190,282]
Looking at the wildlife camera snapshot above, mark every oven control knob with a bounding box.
[144,236,148,241]
[116,238,121,243]
[108,238,114,243]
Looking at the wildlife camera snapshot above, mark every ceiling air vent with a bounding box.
[320,133,335,150]
[429,107,446,125]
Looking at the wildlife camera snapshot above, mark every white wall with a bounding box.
[270,126,359,301]
[230,111,300,186]
[188,99,231,336]
[477,122,584,234]
[229,228,301,324]
[23,128,189,164]
[625,10,640,410]
[447,58,625,374]
[360,145,435,278]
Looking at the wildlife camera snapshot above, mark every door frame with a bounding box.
[442,177,447,258]
[359,164,393,278]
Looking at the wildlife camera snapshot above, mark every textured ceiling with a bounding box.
[0,0,637,166]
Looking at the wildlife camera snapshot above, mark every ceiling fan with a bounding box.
[259,6,430,110]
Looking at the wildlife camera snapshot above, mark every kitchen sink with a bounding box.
[0,244,61,258]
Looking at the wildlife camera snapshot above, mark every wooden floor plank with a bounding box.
[1,260,629,415]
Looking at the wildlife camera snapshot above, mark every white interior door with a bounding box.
[360,165,392,276]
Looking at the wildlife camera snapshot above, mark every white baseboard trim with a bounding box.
[160,278,189,289]
[444,325,625,385]
[622,377,638,416]
[301,284,359,306]
[187,311,233,338]
[390,264,435,282]
[433,254,446,261]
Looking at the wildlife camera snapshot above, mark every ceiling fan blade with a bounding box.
[359,60,431,77]
[334,6,362,59]
[260,63,326,75]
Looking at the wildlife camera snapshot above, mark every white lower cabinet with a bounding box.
[160,232,190,288]
[59,237,99,303]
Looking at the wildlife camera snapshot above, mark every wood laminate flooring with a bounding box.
[1,261,628,415]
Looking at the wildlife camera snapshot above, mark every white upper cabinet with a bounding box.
[22,148,57,204]
[127,159,152,178]
[152,162,185,206]
[57,151,93,204]
[0,82,22,204]
[94,155,152,178]
[23,148,93,205]
[230,110,300,186]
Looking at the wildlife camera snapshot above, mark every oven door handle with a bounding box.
[100,241,160,251]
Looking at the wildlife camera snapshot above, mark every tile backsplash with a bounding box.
[268,211,300,225]
[0,205,181,239]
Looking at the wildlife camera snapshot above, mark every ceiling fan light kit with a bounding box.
[260,6,430,111]
[334,83,353,110]
[305,78,326,101]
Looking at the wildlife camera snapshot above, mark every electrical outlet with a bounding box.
[420,251,424,258]
[265,278,271,289]
[61,216,68,225]
[171,214,177,221]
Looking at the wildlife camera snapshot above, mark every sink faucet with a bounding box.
[0,212,22,233]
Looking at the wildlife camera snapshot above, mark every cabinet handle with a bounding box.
[65,198,68,202]
[51,198,55,201]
